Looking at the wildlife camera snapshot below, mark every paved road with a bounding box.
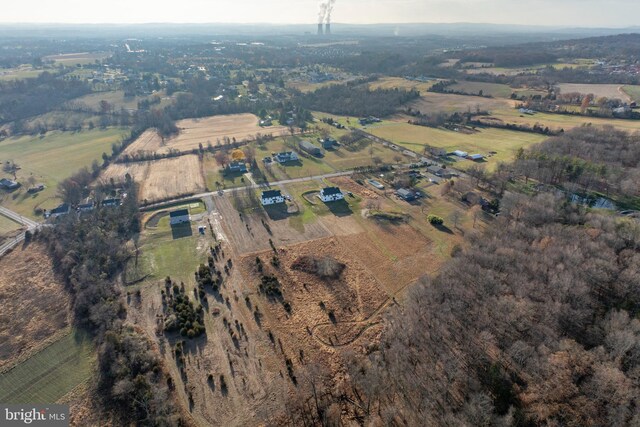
[140,170,355,211]
[0,206,41,258]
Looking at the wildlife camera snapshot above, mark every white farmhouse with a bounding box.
[261,190,285,205]
[319,187,344,203]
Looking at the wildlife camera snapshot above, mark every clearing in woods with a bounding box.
[0,127,130,218]
[102,155,206,203]
[123,114,288,156]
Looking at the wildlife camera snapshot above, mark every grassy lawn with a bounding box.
[368,122,546,171]
[489,108,640,133]
[0,127,130,218]
[135,215,207,288]
[0,214,22,236]
[0,329,95,404]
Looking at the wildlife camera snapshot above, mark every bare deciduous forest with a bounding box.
[345,196,639,426]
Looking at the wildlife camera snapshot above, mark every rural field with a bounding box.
[0,243,93,406]
[368,76,437,93]
[70,90,150,112]
[367,121,546,170]
[482,108,640,133]
[123,114,288,156]
[0,330,95,404]
[408,92,515,114]
[42,52,111,65]
[0,127,130,217]
[0,244,71,370]
[0,67,44,81]
[102,154,205,203]
[556,83,631,101]
[448,81,546,98]
[122,171,466,425]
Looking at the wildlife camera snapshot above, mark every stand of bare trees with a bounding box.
[350,192,639,426]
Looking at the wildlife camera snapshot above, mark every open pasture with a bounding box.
[482,108,640,133]
[0,331,95,404]
[0,243,71,370]
[368,77,437,93]
[368,122,546,170]
[102,154,205,203]
[408,92,514,114]
[556,83,631,101]
[0,127,129,217]
[43,52,111,65]
[123,114,288,156]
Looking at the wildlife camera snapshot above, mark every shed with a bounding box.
[453,150,468,158]
[468,154,484,161]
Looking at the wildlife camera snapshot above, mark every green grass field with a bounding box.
[368,77,436,93]
[0,127,130,217]
[368,122,546,170]
[0,68,45,81]
[622,85,640,103]
[0,214,23,236]
[488,108,640,133]
[134,214,206,288]
[0,330,95,404]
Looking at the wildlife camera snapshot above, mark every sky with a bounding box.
[1,0,639,27]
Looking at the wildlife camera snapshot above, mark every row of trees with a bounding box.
[43,177,182,425]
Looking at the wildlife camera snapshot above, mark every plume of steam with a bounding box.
[318,2,328,24]
[318,0,336,24]
[326,0,336,24]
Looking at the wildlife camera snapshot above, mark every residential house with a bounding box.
[78,199,95,212]
[102,198,122,207]
[169,209,190,225]
[226,161,248,173]
[273,151,299,164]
[396,188,416,202]
[319,187,344,203]
[261,190,285,205]
[0,178,19,190]
[46,203,70,219]
[427,165,447,177]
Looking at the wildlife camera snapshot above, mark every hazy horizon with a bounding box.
[2,0,639,28]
